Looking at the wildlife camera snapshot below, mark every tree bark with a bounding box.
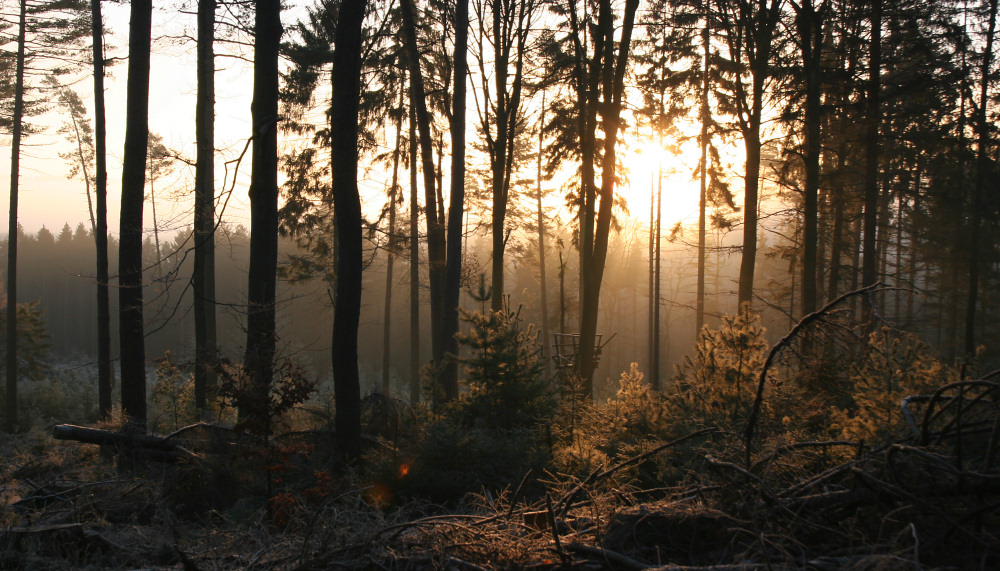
[382,81,405,395]
[440,0,469,402]
[5,0,26,433]
[244,0,282,420]
[119,0,153,430]
[330,0,366,460]
[91,0,112,420]
[861,0,881,320]
[408,93,421,405]
[399,0,446,390]
[575,0,640,394]
[194,0,218,415]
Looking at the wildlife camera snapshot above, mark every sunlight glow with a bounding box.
[619,135,704,228]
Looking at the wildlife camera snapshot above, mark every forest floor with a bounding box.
[1,412,998,571]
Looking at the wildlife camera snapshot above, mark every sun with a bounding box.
[619,135,704,227]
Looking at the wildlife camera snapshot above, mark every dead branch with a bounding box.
[555,427,721,515]
[644,564,776,570]
[749,440,862,473]
[849,466,996,549]
[565,541,649,570]
[744,282,890,467]
[918,379,1000,445]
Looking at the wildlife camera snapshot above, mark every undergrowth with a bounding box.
[2,298,996,569]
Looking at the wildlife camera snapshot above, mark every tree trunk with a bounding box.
[399,0,446,386]
[91,0,112,420]
[558,249,566,334]
[537,90,551,380]
[737,124,761,307]
[439,0,469,402]
[330,0,366,460]
[243,0,282,420]
[408,94,421,405]
[861,0,881,320]
[5,0,26,433]
[382,82,405,395]
[648,175,655,369]
[119,0,153,430]
[489,1,510,314]
[568,0,599,336]
[965,0,997,356]
[651,159,662,391]
[724,0,782,309]
[576,0,640,394]
[798,0,823,317]
[194,0,218,415]
[696,4,710,334]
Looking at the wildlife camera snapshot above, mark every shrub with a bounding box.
[0,300,52,384]
[150,352,197,433]
[19,364,99,428]
[831,328,952,444]
[669,306,770,431]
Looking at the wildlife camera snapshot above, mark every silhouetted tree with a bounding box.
[329,0,367,459]
[244,0,282,419]
[119,0,153,429]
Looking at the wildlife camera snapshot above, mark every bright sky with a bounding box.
[0,2,258,237]
[0,2,720,240]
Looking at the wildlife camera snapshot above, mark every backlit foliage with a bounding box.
[831,328,953,445]
[670,306,769,431]
[552,363,673,480]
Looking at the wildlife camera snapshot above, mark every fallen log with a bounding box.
[52,424,195,462]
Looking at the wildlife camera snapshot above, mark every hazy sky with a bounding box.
[0,1,709,240]
[0,2,259,237]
